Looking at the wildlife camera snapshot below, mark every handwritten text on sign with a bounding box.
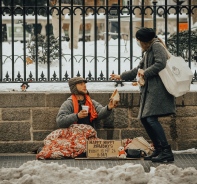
[87,140,122,158]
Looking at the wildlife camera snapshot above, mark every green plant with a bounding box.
[167,28,197,61]
[26,33,60,64]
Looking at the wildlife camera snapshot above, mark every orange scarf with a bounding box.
[72,95,98,123]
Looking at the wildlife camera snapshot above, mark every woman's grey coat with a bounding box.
[56,96,112,128]
[121,38,176,119]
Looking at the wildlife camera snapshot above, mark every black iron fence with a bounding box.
[0,0,197,84]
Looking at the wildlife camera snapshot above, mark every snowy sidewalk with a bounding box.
[0,153,196,172]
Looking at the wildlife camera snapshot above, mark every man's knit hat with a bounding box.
[68,77,87,94]
[136,27,156,42]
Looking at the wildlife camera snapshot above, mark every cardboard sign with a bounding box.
[87,140,122,158]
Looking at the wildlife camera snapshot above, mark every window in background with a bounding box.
[123,0,129,6]
[100,0,104,6]
[122,0,129,14]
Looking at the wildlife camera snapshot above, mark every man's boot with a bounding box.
[144,147,162,160]
[151,145,174,162]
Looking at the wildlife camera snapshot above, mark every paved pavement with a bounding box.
[0,153,196,172]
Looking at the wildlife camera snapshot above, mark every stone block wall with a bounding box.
[0,92,196,153]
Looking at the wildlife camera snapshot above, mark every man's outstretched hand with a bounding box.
[110,74,121,80]
[108,98,118,110]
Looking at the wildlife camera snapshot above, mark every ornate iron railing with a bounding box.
[0,0,197,85]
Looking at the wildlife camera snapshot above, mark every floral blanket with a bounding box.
[36,124,132,160]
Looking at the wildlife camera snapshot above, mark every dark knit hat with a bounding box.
[136,28,156,42]
[68,77,87,94]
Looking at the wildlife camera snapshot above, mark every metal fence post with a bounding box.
[152,0,157,32]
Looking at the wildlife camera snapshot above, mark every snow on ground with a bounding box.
[1,37,197,93]
[0,159,197,184]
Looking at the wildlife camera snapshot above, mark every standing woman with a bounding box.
[111,27,176,162]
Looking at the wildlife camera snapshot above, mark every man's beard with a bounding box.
[77,89,87,95]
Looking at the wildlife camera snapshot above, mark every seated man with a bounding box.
[56,77,117,128]
[51,0,82,49]
[36,77,118,159]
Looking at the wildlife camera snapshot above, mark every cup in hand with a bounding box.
[82,105,89,112]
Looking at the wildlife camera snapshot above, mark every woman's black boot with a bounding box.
[144,147,162,160]
[151,145,174,162]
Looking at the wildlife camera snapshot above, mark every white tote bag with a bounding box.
[159,47,193,97]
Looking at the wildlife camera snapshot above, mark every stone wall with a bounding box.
[0,92,196,153]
